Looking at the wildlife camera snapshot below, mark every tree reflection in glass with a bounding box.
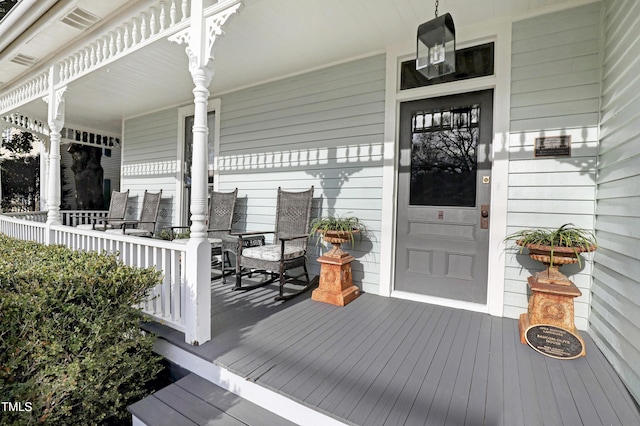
[410,105,479,207]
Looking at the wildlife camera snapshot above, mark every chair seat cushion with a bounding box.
[242,244,304,262]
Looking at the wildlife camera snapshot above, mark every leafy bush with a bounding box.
[0,235,163,425]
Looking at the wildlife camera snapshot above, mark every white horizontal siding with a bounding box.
[505,3,600,330]
[595,0,640,404]
[218,54,385,293]
[510,2,601,133]
[121,108,178,230]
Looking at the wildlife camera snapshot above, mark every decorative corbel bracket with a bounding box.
[42,86,68,131]
[168,1,241,74]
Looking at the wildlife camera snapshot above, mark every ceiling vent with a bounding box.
[60,7,99,30]
[10,54,38,67]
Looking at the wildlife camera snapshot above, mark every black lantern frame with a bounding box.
[416,12,456,79]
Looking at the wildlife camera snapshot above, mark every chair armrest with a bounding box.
[121,220,139,229]
[277,233,309,257]
[278,234,309,241]
[207,227,232,233]
[93,216,123,224]
[230,231,275,237]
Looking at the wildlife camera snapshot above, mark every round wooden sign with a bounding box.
[525,324,583,360]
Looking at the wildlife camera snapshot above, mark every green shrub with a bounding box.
[0,235,163,425]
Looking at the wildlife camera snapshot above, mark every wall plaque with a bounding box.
[534,135,571,157]
[525,324,583,360]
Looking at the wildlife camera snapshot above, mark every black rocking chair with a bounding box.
[170,189,238,279]
[233,186,316,301]
[77,190,129,231]
[105,190,162,237]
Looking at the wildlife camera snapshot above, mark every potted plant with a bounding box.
[504,223,597,285]
[309,214,366,257]
[309,214,366,306]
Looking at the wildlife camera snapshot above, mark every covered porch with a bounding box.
[2,210,639,424]
[2,0,640,421]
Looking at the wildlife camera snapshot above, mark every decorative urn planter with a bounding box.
[504,224,597,358]
[321,229,360,258]
[518,241,597,286]
[311,228,361,307]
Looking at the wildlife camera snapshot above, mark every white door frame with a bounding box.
[176,98,221,226]
[379,19,512,317]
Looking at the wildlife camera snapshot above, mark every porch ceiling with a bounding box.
[3,0,588,135]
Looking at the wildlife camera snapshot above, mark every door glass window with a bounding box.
[410,104,479,207]
[183,112,216,187]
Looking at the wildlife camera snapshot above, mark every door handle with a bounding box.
[481,204,489,229]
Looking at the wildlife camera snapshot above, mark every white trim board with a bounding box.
[176,98,221,226]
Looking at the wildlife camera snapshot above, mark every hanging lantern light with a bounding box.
[416,1,456,79]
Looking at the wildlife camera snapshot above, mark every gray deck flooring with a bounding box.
[143,278,640,426]
[129,373,297,425]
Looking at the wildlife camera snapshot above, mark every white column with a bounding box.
[188,68,211,239]
[39,138,50,211]
[169,0,241,346]
[44,67,66,226]
[185,0,213,346]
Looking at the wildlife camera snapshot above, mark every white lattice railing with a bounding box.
[0,71,49,115]
[57,0,192,88]
[0,0,193,115]
[0,213,187,333]
[2,112,48,136]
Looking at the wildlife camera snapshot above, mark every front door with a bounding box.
[395,90,493,304]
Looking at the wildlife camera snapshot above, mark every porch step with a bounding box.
[128,373,296,426]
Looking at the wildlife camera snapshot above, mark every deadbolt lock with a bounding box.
[482,176,490,184]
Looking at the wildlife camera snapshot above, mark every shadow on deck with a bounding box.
[143,277,640,426]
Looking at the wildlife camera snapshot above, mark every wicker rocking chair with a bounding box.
[105,190,162,237]
[77,190,129,231]
[233,186,315,301]
[170,188,238,279]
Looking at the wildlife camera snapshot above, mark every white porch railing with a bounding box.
[3,211,48,223]
[4,210,110,226]
[0,213,188,335]
[61,210,109,227]
[0,213,47,243]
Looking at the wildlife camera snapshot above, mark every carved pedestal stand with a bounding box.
[518,246,586,357]
[312,233,360,307]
